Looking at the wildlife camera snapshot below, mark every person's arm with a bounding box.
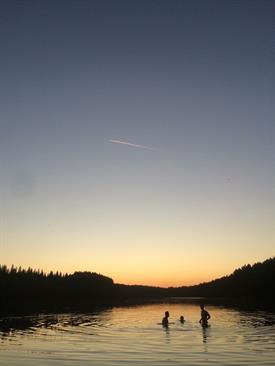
[207,312,211,320]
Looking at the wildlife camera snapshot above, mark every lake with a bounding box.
[1,301,275,365]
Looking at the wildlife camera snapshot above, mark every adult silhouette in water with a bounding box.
[180,315,185,323]
[162,311,170,327]
[199,304,211,327]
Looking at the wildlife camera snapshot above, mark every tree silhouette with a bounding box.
[1,257,274,313]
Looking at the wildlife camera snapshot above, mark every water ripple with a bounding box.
[1,303,275,366]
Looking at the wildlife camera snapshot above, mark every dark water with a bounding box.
[1,303,275,365]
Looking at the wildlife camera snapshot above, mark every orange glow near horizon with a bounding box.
[2,224,273,287]
[112,276,210,288]
[2,254,267,288]
[1,261,227,287]
[108,266,235,287]
[3,214,273,288]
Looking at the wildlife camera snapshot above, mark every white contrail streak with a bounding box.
[109,139,156,151]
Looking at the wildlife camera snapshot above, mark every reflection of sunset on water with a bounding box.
[1,302,275,365]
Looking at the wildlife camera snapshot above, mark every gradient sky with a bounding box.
[1,0,274,287]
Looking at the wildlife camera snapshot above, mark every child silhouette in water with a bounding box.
[199,304,211,327]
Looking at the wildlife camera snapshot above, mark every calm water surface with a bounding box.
[1,303,275,365]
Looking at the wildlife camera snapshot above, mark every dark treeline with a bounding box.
[0,264,165,311]
[1,257,274,313]
[168,257,275,299]
[0,265,114,303]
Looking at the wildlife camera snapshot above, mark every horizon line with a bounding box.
[1,256,273,288]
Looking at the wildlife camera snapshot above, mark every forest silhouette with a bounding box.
[1,257,274,313]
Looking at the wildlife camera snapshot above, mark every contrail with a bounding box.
[109,139,156,151]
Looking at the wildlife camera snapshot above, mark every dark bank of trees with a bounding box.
[1,257,274,313]
[0,265,114,306]
[0,264,166,311]
[115,257,275,305]
[167,257,275,300]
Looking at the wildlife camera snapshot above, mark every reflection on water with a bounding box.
[202,326,209,343]
[1,303,275,366]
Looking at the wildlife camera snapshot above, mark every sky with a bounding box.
[0,0,274,287]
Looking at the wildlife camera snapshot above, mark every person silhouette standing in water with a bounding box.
[162,311,170,327]
[199,304,211,327]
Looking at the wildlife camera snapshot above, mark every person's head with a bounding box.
[180,315,184,322]
[200,304,205,310]
[165,311,169,318]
